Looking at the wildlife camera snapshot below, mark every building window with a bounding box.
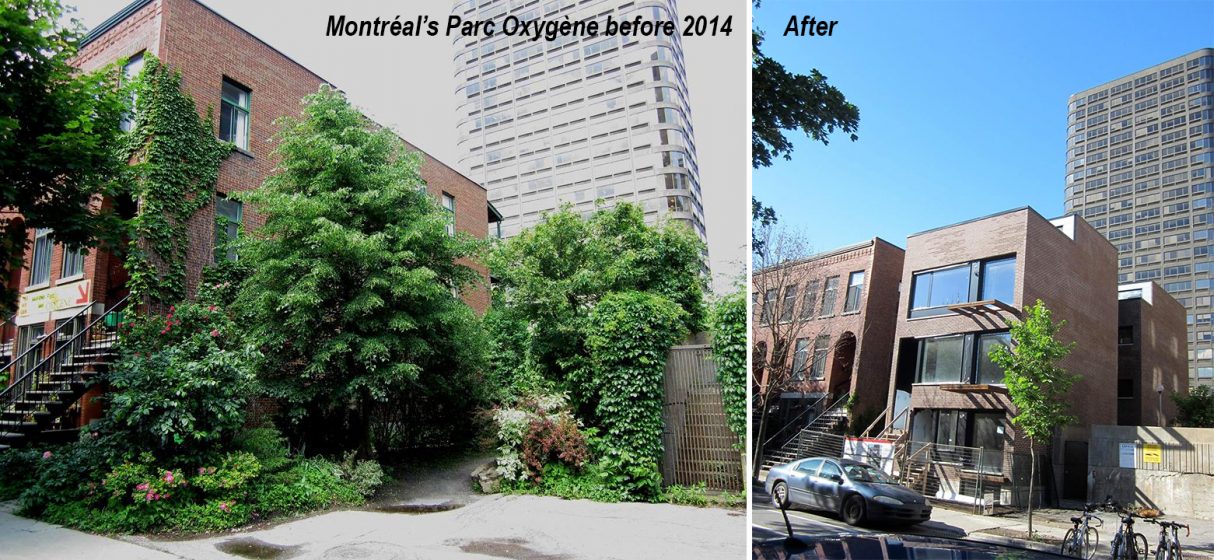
[809,335,830,379]
[910,256,1017,318]
[30,228,52,287]
[843,270,865,313]
[441,193,456,236]
[819,276,839,317]
[791,338,810,380]
[61,245,85,279]
[1118,326,1134,345]
[910,409,1004,470]
[780,285,798,323]
[916,332,1010,384]
[214,195,242,262]
[219,79,250,150]
[120,53,145,131]
[761,288,777,325]
[799,280,819,319]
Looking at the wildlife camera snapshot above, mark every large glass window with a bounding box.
[843,270,865,313]
[975,332,1011,384]
[917,335,965,383]
[819,276,839,317]
[791,338,809,380]
[809,335,830,379]
[30,228,52,286]
[780,285,798,323]
[219,79,250,150]
[980,257,1016,303]
[214,195,242,262]
[910,256,1017,317]
[799,280,819,319]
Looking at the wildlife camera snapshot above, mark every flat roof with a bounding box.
[907,206,1037,238]
[756,236,901,274]
[1069,47,1214,100]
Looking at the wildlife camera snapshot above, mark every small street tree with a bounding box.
[988,300,1078,536]
[234,87,484,454]
[750,217,824,477]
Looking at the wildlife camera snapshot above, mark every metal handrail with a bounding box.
[760,391,832,450]
[0,304,95,382]
[859,404,891,438]
[0,296,128,416]
[769,392,851,455]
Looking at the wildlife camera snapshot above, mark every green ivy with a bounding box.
[708,291,747,449]
[121,56,232,303]
[586,291,687,499]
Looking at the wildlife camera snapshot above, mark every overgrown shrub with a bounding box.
[708,291,747,449]
[492,393,589,483]
[0,448,41,500]
[587,291,687,500]
[108,301,258,462]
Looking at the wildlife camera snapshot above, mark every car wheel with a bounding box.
[771,481,790,509]
[841,494,866,526]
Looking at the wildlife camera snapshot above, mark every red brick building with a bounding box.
[752,238,904,438]
[1117,282,1188,427]
[0,0,495,437]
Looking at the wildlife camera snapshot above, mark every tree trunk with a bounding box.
[1027,440,1036,537]
[753,399,772,479]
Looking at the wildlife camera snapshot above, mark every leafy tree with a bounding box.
[751,1,859,168]
[1172,386,1214,428]
[709,291,747,450]
[486,203,706,415]
[751,197,777,259]
[233,87,484,454]
[0,0,128,312]
[988,300,1078,535]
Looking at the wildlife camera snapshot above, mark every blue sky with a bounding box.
[753,0,1214,253]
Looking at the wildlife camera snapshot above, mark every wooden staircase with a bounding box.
[0,298,126,451]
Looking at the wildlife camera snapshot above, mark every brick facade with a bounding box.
[1117,282,1189,427]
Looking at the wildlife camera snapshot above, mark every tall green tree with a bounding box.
[751,1,859,168]
[988,300,1078,535]
[233,87,484,454]
[0,0,128,312]
[486,203,706,415]
[1172,386,1214,428]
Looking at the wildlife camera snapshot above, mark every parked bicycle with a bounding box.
[1144,517,1189,560]
[1108,501,1151,560]
[1061,502,1104,559]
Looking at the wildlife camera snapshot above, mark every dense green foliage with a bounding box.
[708,292,747,448]
[1173,386,1214,428]
[232,87,485,453]
[0,0,129,313]
[751,1,859,168]
[485,203,705,414]
[107,300,258,462]
[1,426,382,534]
[121,56,232,303]
[587,292,687,499]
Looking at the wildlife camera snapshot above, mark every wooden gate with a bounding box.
[661,344,743,491]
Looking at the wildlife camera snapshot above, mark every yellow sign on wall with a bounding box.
[1143,443,1162,464]
[17,279,91,318]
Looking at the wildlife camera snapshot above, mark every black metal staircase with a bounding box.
[757,393,851,477]
[0,297,128,451]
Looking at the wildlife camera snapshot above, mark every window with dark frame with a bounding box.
[909,255,1016,318]
[214,195,242,262]
[442,193,456,236]
[915,331,1010,384]
[219,79,250,150]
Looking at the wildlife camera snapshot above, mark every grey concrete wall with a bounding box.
[1089,424,1214,520]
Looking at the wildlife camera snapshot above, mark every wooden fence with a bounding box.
[661,344,743,491]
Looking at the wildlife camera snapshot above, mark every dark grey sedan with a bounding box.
[765,457,932,526]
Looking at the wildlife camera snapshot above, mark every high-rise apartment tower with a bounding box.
[451,0,707,250]
[1065,48,1214,387]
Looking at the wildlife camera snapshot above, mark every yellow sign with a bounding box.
[17,279,91,318]
[1143,443,1162,464]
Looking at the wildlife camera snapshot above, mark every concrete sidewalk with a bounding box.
[930,504,1214,559]
[0,502,179,560]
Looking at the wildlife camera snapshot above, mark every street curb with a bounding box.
[966,531,1060,554]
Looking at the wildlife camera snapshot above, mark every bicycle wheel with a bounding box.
[1083,527,1100,560]
[1061,529,1079,557]
[1134,533,1150,559]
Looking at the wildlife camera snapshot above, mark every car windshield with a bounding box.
[844,464,895,484]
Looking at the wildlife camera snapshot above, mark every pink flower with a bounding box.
[42,451,51,460]
[210,329,219,337]
[198,467,206,475]
[145,491,154,501]
[163,471,174,483]
[219,502,231,513]
[135,483,149,491]
[208,305,217,312]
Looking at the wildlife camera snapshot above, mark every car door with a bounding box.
[812,460,845,512]
[789,459,823,507]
